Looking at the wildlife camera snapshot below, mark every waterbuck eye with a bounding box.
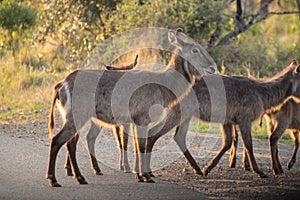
[296,65,300,73]
[192,48,198,54]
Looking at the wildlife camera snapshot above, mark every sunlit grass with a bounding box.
[0,54,67,123]
[189,118,293,145]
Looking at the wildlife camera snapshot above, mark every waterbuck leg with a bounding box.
[86,122,102,175]
[269,124,287,175]
[287,131,299,170]
[132,125,143,182]
[121,131,130,172]
[239,121,267,178]
[144,136,157,177]
[174,119,202,175]
[229,125,238,168]
[66,134,88,184]
[135,125,154,183]
[64,152,73,176]
[114,125,130,172]
[46,124,76,187]
[242,148,250,171]
[203,124,233,176]
[113,126,123,171]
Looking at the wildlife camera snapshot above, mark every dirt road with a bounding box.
[1,120,300,199]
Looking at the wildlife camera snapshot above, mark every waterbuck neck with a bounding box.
[167,48,192,82]
[260,70,293,110]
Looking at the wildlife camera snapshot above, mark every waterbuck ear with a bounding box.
[290,59,298,67]
[176,27,183,34]
[168,30,184,49]
[134,55,139,66]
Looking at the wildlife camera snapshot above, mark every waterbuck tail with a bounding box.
[48,82,63,139]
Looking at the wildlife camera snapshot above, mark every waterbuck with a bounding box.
[230,97,300,175]
[264,99,300,174]
[134,60,300,178]
[63,55,139,176]
[46,28,218,187]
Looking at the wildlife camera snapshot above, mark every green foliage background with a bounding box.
[0,0,299,143]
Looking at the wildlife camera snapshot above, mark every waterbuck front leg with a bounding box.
[203,124,233,176]
[112,125,131,173]
[287,130,299,170]
[174,118,202,175]
[46,124,78,187]
[242,148,250,171]
[239,121,267,178]
[133,125,154,183]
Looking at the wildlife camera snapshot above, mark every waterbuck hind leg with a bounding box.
[269,124,287,175]
[64,152,73,176]
[121,130,131,173]
[86,123,103,175]
[229,126,238,168]
[287,131,299,170]
[67,134,88,184]
[242,148,250,171]
[203,124,233,176]
[46,125,76,187]
[174,119,203,175]
[239,122,267,178]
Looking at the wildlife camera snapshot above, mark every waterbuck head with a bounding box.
[288,60,300,98]
[168,28,218,82]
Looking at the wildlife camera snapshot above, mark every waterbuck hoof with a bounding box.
[287,160,295,170]
[77,176,88,184]
[202,167,210,176]
[137,173,155,183]
[94,170,103,175]
[193,169,203,176]
[123,166,131,173]
[144,178,155,183]
[258,173,268,178]
[65,167,73,176]
[49,179,61,187]
[272,168,283,175]
[244,167,251,171]
[66,170,73,176]
[135,173,144,182]
[229,160,236,168]
[142,173,155,183]
[148,172,155,177]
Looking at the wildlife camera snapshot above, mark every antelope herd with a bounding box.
[46,28,300,187]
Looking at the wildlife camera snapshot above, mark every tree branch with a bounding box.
[216,0,275,46]
[269,11,300,15]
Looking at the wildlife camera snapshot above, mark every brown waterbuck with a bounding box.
[46,28,218,187]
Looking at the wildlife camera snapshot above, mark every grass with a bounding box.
[0,53,68,124]
[189,118,293,146]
